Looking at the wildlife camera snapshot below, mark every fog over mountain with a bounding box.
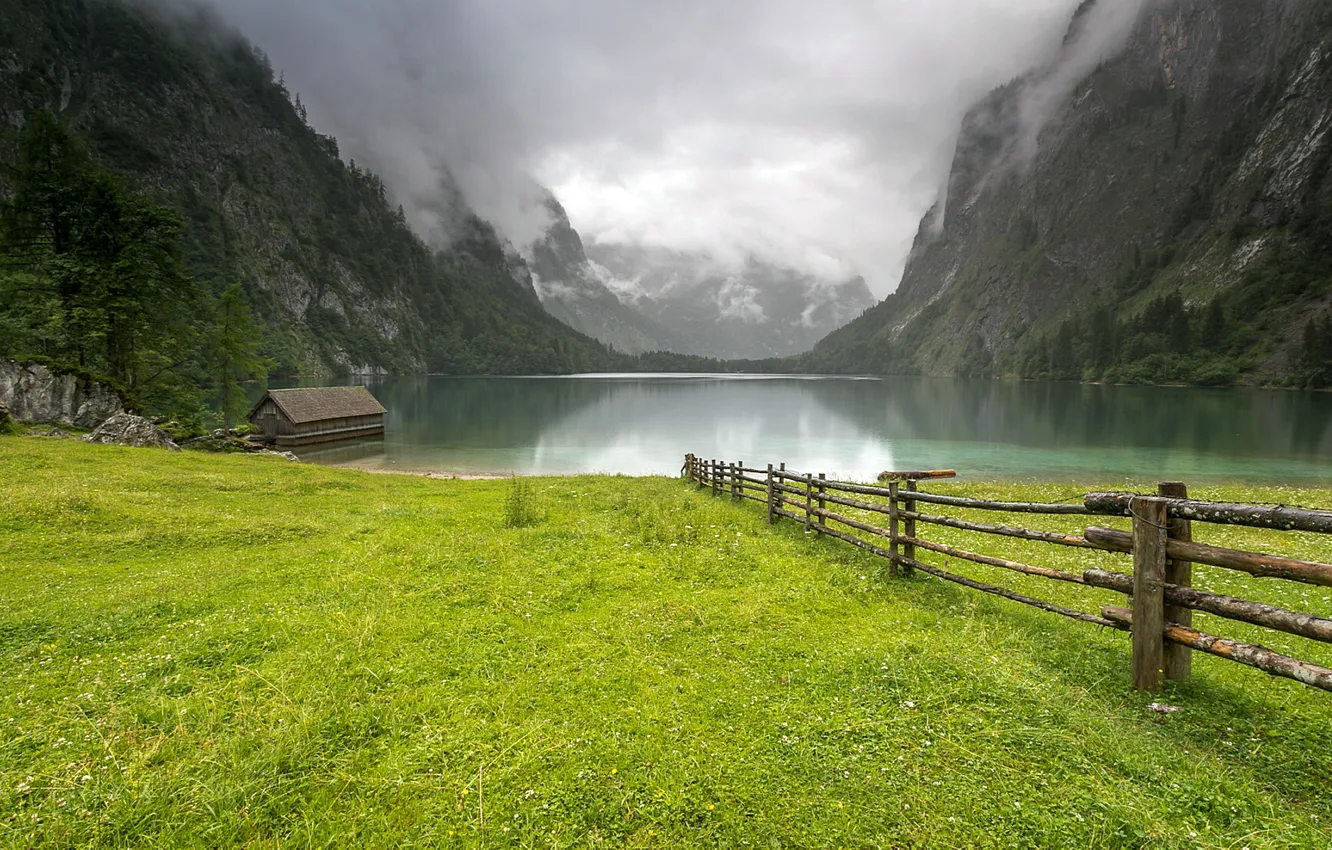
[175,0,1133,295]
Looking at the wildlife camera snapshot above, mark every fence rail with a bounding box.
[682,453,1332,695]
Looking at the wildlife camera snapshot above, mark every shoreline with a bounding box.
[343,465,510,481]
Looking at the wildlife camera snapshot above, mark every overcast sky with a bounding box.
[194,0,1101,294]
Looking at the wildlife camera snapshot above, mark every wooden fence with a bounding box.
[682,454,1332,694]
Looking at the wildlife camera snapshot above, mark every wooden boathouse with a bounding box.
[247,386,387,447]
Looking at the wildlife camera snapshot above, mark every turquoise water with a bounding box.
[256,374,1332,484]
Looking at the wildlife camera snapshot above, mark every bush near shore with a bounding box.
[1,438,1330,848]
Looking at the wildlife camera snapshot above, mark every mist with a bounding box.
[181,0,1144,295]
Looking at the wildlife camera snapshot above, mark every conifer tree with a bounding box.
[210,283,272,429]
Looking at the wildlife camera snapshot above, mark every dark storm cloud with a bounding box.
[183,0,1143,293]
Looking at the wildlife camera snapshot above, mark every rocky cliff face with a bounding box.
[528,192,876,360]
[809,0,1332,383]
[0,0,612,376]
[529,195,685,354]
[0,360,124,427]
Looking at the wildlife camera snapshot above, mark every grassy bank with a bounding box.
[1,438,1330,848]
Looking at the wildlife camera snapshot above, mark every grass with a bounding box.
[0,437,1330,848]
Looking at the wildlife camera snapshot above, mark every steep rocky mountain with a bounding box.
[580,243,876,360]
[807,0,1332,386]
[528,195,686,354]
[0,0,614,376]
[529,197,875,360]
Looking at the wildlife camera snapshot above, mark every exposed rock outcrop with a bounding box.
[0,360,124,428]
[83,413,180,451]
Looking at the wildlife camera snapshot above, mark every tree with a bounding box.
[73,170,198,391]
[209,283,272,428]
[1201,297,1227,350]
[1301,316,1332,388]
[1,111,202,411]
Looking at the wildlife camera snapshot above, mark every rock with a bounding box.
[27,425,71,438]
[83,414,181,452]
[267,450,301,462]
[181,433,267,454]
[0,359,124,427]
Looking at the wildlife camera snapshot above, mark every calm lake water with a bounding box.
[254,374,1332,484]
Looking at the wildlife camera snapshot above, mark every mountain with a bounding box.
[575,242,876,360]
[528,195,686,354]
[528,197,875,359]
[0,0,615,377]
[807,0,1332,387]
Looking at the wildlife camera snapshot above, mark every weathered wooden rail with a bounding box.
[682,453,1332,695]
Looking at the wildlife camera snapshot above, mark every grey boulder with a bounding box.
[83,414,181,452]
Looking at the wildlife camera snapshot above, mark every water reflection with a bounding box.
[253,375,1332,483]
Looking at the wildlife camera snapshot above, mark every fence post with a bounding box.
[712,460,720,497]
[1131,495,1169,692]
[730,462,738,501]
[817,474,827,537]
[888,482,901,577]
[804,474,814,533]
[1160,482,1193,682]
[902,479,917,577]
[766,464,775,523]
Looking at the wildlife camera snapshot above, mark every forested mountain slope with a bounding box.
[0,0,614,377]
[807,0,1332,387]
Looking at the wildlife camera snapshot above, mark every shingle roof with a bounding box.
[253,386,387,425]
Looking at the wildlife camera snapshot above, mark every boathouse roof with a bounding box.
[249,386,387,424]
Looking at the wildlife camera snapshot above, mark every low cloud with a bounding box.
[179,0,1138,294]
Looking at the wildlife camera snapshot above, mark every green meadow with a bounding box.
[1,437,1330,848]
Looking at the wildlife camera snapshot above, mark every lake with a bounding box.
[254,374,1332,484]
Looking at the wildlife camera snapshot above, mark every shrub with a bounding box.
[502,475,542,529]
